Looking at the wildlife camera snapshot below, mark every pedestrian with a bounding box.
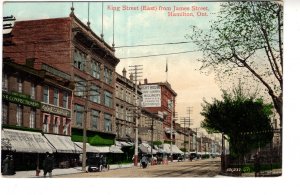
[141,155,148,169]
[2,155,10,175]
[8,155,15,175]
[254,152,261,177]
[43,152,54,178]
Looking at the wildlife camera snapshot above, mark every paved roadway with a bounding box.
[55,158,221,178]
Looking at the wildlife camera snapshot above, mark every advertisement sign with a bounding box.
[140,85,161,107]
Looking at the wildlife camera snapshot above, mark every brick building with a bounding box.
[1,58,78,171]
[3,13,120,147]
[139,80,177,143]
[115,68,142,142]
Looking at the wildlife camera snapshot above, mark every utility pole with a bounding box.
[186,107,193,153]
[129,65,143,166]
[170,97,174,161]
[180,117,189,156]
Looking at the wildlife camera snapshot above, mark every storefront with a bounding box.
[1,129,55,171]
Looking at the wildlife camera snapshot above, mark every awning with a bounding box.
[162,144,184,154]
[139,143,157,154]
[115,141,134,147]
[1,129,55,153]
[109,145,123,153]
[74,142,110,153]
[44,134,82,154]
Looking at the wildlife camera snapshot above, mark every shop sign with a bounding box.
[2,92,41,108]
[41,103,71,117]
[140,85,161,107]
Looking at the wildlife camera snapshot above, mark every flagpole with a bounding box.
[166,58,168,82]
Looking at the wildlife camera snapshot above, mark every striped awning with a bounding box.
[1,129,55,153]
[75,142,110,153]
[44,134,82,153]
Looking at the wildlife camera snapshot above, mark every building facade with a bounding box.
[3,13,120,146]
[115,68,141,142]
[139,79,177,144]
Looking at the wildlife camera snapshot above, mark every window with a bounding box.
[104,67,112,84]
[89,84,100,104]
[63,118,71,135]
[74,76,86,97]
[43,114,50,133]
[43,85,49,103]
[53,88,59,106]
[17,77,23,93]
[2,73,8,92]
[53,116,60,134]
[63,91,68,108]
[16,105,23,126]
[75,104,84,127]
[29,109,36,128]
[73,49,86,71]
[91,110,99,130]
[91,60,101,79]
[104,91,112,108]
[30,82,36,99]
[2,102,8,124]
[104,113,112,132]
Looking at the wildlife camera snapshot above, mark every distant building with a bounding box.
[139,79,177,144]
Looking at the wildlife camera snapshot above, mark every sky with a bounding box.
[1,0,300,194]
[3,0,223,138]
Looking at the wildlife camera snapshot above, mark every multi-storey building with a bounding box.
[3,13,120,148]
[1,58,77,171]
[139,109,164,143]
[139,79,177,144]
[115,68,141,142]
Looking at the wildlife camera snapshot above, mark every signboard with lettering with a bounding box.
[140,85,161,107]
[2,92,41,108]
[41,103,71,117]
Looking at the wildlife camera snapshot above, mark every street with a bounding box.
[55,158,221,178]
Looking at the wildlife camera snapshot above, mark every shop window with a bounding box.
[43,114,50,133]
[2,73,8,92]
[2,102,8,124]
[75,104,84,127]
[63,91,68,108]
[104,113,112,132]
[53,116,60,134]
[63,118,71,135]
[53,88,59,106]
[16,104,23,126]
[43,85,49,103]
[73,49,86,71]
[17,77,23,93]
[29,108,36,128]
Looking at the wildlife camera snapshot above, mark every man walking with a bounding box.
[43,152,54,178]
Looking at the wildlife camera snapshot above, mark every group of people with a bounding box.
[2,155,15,175]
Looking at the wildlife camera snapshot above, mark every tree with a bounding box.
[187,1,283,126]
[201,85,274,158]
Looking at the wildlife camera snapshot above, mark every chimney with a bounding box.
[122,67,127,78]
[144,78,148,84]
[129,73,133,81]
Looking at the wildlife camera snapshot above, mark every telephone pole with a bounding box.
[186,107,193,153]
[129,65,143,166]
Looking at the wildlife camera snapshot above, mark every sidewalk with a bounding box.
[1,163,135,178]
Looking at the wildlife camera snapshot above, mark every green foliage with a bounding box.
[187,1,283,124]
[2,124,41,132]
[201,84,274,157]
[89,135,114,146]
[152,141,163,146]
